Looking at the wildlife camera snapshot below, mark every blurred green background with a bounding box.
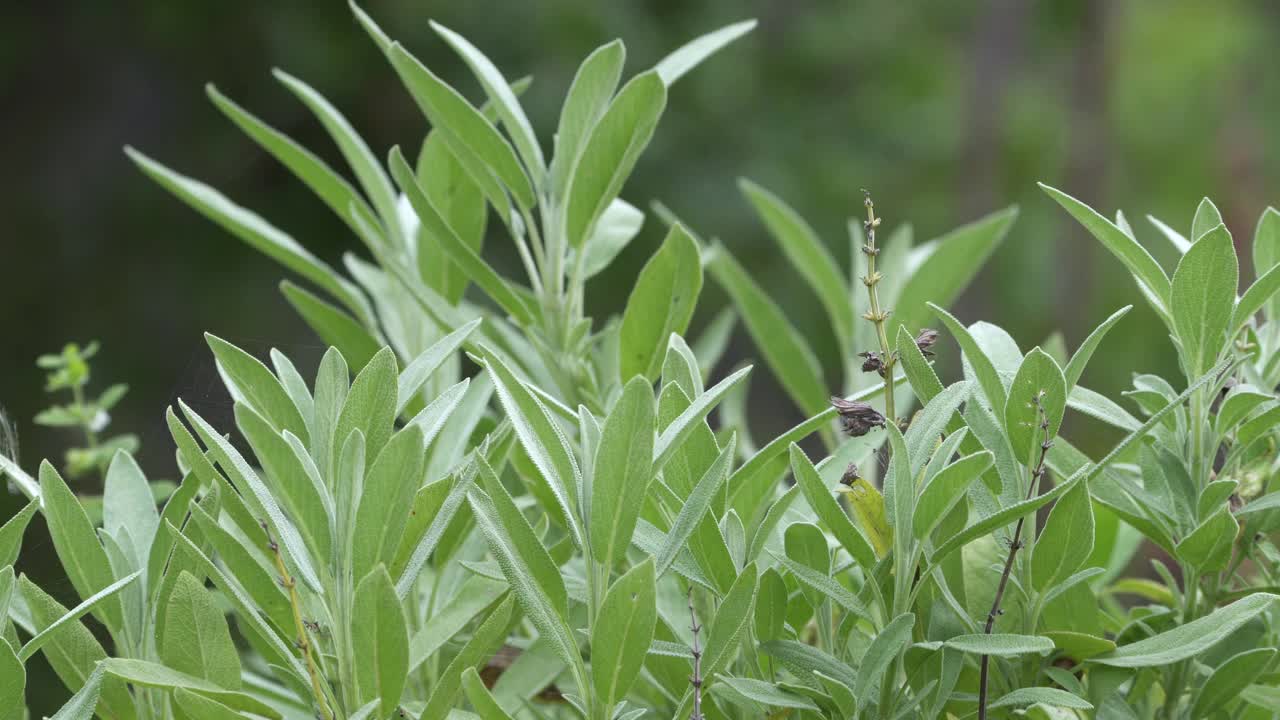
[2,0,1279,709]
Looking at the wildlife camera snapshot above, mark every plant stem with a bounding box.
[861,192,896,426]
[978,392,1051,720]
[263,522,332,720]
[688,588,705,720]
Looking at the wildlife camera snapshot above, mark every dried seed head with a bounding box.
[858,351,884,374]
[839,463,862,486]
[915,328,939,356]
[830,396,887,437]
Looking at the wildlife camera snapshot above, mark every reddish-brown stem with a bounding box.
[978,393,1052,720]
[688,588,704,720]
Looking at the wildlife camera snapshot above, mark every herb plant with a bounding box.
[2,4,1280,720]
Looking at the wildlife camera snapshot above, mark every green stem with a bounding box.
[861,193,896,427]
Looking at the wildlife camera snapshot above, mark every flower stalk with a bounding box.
[263,521,332,720]
[977,391,1052,720]
[688,589,705,720]
[861,191,897,426]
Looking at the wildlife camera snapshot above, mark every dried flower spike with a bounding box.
[831,396,887,437]
[839,463,862,486]
[915,328,939,356]
[858,350,884,374]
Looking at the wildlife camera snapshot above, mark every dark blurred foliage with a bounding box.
[2,0,1279,708]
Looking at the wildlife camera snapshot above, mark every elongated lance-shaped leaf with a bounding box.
[125,147,373,326]
[0,453,38,502]
[1093,593,1278,667]
[928,303,1007,412]
[37,462,123,633]
[770,553,872,623]
[430,21,544,183]
[618,223,703,381]
[854,613,915,710]
[206,83,381,240]
[422,594,516,719]
[395,444,486,597]
[481,348,583,546]
[396,317,481,414]
[550,40,624,197]
[1039,183,1171,307]
[653,434,736,578]
[741,178,852,359]
[1064,305,1132,392]
[653,19,756,85]
[468,487,588,695]
[47,663,106,720]
[390,147,535,324]
[591,559,657,709]
[1170,223,1237,374]
[19,570,141,662]
[707,242,828,416]
[177,400,323,593]
[653,366,751,471]
[789,444,877,569]
[896,324,945,403]
[273,69,401,242]
[1232,261,1280,334]
[475,457,568,616]
[387,42,534,209]
[590,376,656,568]
[912,451,993,541]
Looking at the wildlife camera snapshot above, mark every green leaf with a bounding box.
[741,178,852,356]
[353,424,426,573]
[178,401,324,593]
[463,666,515,720]
[853,613,914,709]
[590,377,655,567]
[653,366,750,471]
[1231,260,1280,334]
[930,476,1081,566]
[1252,207,1280,319]
[335,346,398,467]
[1064,305,1132,392]
[206,334,309,442]
[708,244,827,415]
[771,554,871,622]
[395,459,480,597]
[353,566,409,712]
[618,223,703,381]
[1192,197,1224,241]
[468,487,587,693]
[929,303,1007,412]
[1039,183,1170,308]
[881,420,913,545]
[171,690,243,720]
[1174,507,1238,573]
[592,559,657,708]
[206,83,379,239]
[1093,592,1278,667]
[390,147,534,324]
[1032,481,1094,591]
[932,633,1054,657]
[281,280,381,372]
[551,41,624,196]
[1171,224,1238,373]
[896,324,944,403]
[1004,348,1067,465]
[653,436,735,578]
[892,206,1019,338]
[482,349,583,546]
[387,43,533,209]
[714,676,818,712]
[19,577,137,720]
[760,640,856,690]
[397,322,480,416]
[431,21,544,183]
[422,594,515,720]
[653,19,756,85]
[38,461,122,632]
[19,570,141,663]
[126,147,372,324]
[578,198,645,279]
[565,71,666,247]
[273,69,401,241]
[0,501,39,568]
[0,638,24,716]
[99,658,280,718]
[790,444,876,569]
[989,687,1093,711]
[408,576,507,671]
[476,458,567,616]
[159,571,241,688]
[47,664,105,720]
[913,451,992,541]
[1191,648,1276,719]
